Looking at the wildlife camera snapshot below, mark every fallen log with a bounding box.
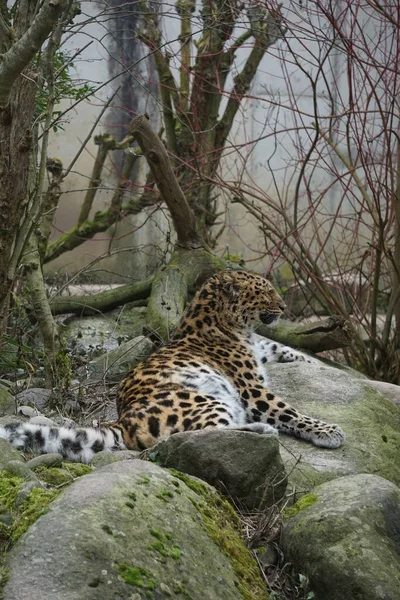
[50,277,153,316]
[256,316,352,353]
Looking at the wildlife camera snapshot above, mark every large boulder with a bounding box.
[281,474,400,600]
[3,460,269,600]
[151,429,287,510]
[265,361,400,492]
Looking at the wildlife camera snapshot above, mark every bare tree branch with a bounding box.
[128,114,205,250]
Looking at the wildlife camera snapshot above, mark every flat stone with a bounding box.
[17,406,41,418]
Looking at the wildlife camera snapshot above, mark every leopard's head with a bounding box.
[199,269,286,327]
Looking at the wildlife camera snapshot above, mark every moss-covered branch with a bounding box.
[44,152,148,264]
[256,316,353,352]
[50,277,153,315]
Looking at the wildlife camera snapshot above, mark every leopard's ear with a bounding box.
[217,270,242,300]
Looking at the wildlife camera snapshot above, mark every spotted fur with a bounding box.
[0,270,345,461]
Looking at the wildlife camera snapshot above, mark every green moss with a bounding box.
[149,529,181,560]
[63,463,92,478]
[12,488,58,542]
[0,472,22,513]
[149,528,163,540]
[155,489,174,503]
[54,349,72,388]
[173,581,192,597]
[34,463,92,487]
[117,564,156,590]
[169,470,268,600]
[284,494,319,520]
[137,475,150,485]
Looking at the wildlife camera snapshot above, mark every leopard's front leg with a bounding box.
[253,334,318,364]
[244,389,345,448]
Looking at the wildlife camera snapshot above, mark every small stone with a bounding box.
[26,454,64,470]
[4,460,39,483]
[29,416,57,426]
[91,450,142,467]
[90,451,120,467]
[112,450,141,461]
[17,405,41,418]
[160,583,173,596]
[15,480,45,505]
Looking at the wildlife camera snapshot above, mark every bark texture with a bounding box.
[256,316,353,352]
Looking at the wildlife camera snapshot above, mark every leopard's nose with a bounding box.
[279,300,287,311]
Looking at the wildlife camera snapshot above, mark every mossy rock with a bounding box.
[281,474,400,600]
[0,388,14,417]
[0,459,93,598]
[265,361,400,493]
[3,460,269,600]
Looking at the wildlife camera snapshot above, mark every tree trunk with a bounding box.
[0,73,37,310]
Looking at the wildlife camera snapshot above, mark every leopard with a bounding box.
[0,270,345,462]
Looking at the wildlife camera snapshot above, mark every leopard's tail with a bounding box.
[0,421,126,463]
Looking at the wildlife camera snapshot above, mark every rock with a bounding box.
[151,429,287,510]
[264,361,400,491]
[83,335,154,380]
[0,439,24,468]
[281,474,400,600]
[0,386,15,416]
[4,461,39,483]
[90,449,141,467]
[3,460,269,600]
[28,416,57,427]
[62,308,146,358]
[367,379,400,407]
[17,405,41,418]
[25,454,64,470]
[15,480,45,505]
[16,388,52,412]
